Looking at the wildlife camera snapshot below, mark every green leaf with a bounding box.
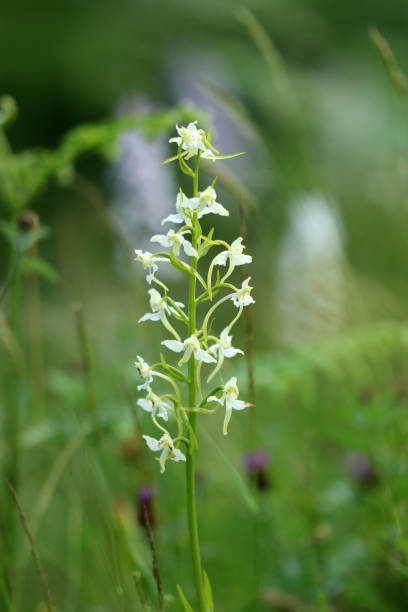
[160,353,190,384]
[203,571,214,612]
[176,585,194,612]
[22,256,59,282]
[200,426,258,513]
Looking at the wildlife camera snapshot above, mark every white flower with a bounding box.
[161,191,200,226]
[208,328,243,381]
[231,277,255,308]
[169,121,215,160]
[214,237,252,268]
[137,389,171,421]
[139,289,184,338]
[143,433,186,473]
[196,186,229,218]
[162,334,216,366]
[151,229,198,258]
[134,250,167,284]
[134,355,157,390]
[208,376,250,435]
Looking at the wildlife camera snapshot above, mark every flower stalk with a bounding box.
[134,121,253,609]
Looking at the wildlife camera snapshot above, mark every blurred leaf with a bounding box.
[176,585,194,612]
[22,256,59,282]
[203,571,214,612]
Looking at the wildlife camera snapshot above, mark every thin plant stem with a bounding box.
[74,303,102,447]
[133,573,149,611]
[185,154,206,612]
[6,479,54,612]
[143,505,163,611]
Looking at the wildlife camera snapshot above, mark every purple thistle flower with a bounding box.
[243,450,271,491]
[137,485,155,528]
[345,451,378,487]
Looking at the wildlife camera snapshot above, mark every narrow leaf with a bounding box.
[203,571,214,612]
[177,585,194,612]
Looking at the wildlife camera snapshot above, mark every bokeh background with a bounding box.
[2,1,408,610]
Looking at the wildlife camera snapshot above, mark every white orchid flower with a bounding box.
[169,121,215,160]
[207,328,243,382]
[134,355,156,390]
[231,277,255,308]
[196,186,229,218]
[214,237,252,269]
[137,388,171,421]
[139,288,184,339]
[208,376,250,435]
[143,433,186,473]
[162,334,216,366]
[151,229,198,258]
[161,190,200,226]
[134,250,167,284]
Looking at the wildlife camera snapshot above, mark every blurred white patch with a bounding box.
[276,194,344,346]
[110,95,176,254]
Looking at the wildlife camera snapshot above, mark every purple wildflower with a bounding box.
[345,451,378,487]
[243,450,271,491]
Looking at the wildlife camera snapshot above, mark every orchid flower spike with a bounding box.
[139,288,184,340]
[161,190,200,226]
[134,355,158,390]
[208,376,251,435]
[196,186,229,218]
[137,388,172,421]
[231,277,255,308]
[134,250,168,285]
[151,229,198,258]
[143,433,186,473]
[169,121,215,160]
[162,334,216,366]
[207,328,243,382]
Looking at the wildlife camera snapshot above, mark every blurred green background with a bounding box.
[2,0,408,610]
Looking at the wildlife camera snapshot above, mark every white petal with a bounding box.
[212,203,229,216]
[162,213,185,225]
[232,253,252,266]
[156,404,169,421]
[232,399,250,411]
[195,349,217,363]
[223,401,233,436]
[182,239,198,257]
[224,347,244,358]
[139,312,161,323]
[214,252,228,266]
[172,448,186,462]
[137,380,151,391]
[159,447,170,473]
[209,344,218,355]
[179,345,193,365]
[162,340,184,352]
[143,435,160,451]
[208,395,224,405]
[146,271,154,284]
[151,234,170,247]
[137,398,153,413]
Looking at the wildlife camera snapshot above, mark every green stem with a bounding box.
[186,154,206,612]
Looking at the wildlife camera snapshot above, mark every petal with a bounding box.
[195,349,217,363]
[137,399,153,413]
[137,381,151,391]
[161,213,185,225]
[157,405,169,421]
[232,399,250,411]
[214,252,228,266]
[232,254,252,266]
[151,234,170,247]
[143,435,160,451]
[179,345,193,365]
[212,203,229,216]
[208,395,224,406]
[159,447,170,473]
[139,312,161,323]
[224,347,244,358]
[162,340,184,352]
[209,344,218,355]
[223,400,233,436]
[182,240,198,257]
[172,448,186,462]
